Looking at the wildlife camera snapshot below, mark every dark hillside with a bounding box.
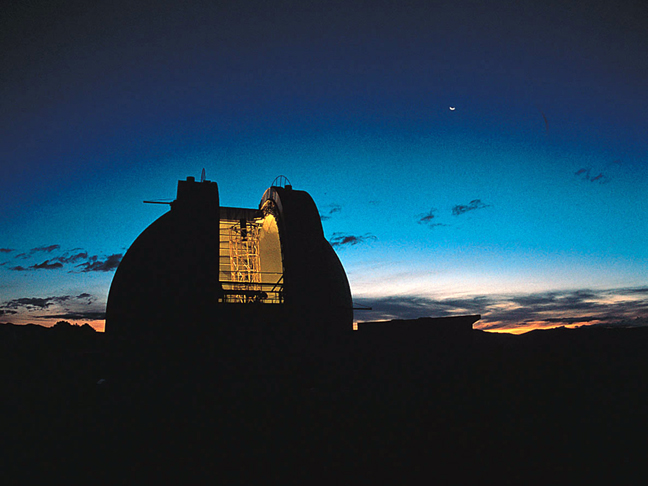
[2,322,647,483]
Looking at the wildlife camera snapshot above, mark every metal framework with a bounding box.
[270,175,292,188]
[228,220,262,303]
[217,217,285,304]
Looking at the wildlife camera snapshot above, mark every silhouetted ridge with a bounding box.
[4,325,648,483]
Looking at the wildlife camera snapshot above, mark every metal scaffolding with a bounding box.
[228,219,262,303]
[218,217,284,304]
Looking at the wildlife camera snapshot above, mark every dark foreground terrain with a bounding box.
[2,321,647,484]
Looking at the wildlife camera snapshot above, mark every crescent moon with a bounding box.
[449,107,456,111]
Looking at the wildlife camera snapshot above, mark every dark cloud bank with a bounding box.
[356,287,648,331]
[34,311,106,321]
[5,247,122,272]
[0,293,102,322]
[1,294,94,311]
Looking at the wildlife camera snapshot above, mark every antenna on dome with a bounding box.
[200,168,206,183]
[271,175,292,189]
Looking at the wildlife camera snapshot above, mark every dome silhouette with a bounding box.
[105,175,353,346]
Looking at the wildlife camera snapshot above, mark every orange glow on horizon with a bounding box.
[477,319,605,335]
[2,317,106,332]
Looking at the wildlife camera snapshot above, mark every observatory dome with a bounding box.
[105,176,353,346]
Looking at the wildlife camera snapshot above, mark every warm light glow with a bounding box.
[259,213,283,289]
[219,212,284,304]
[477,320,605,335]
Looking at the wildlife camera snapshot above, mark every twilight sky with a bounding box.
[1,0,647,332]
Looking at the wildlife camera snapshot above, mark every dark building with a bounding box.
[106,175,353,354]
[106,174,480,386]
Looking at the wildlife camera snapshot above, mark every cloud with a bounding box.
[1,296,72,311]
[417,209,448,228]
[32,260,64,270]
[354,295,465,321]
[538,108,549,134]
[574,165,616,184]
[356,286,648,333]
[418,209,436,224]
[615,286,648,295]
[33,311,106,321]
[76,293,95,305]
[30,244,60,253]
[77,254,122,272]
[0,294,102,323]
[11,244,62,262]
[9,260,64,271]
[452,199,490,216]
[5,247,122,272]
[476,288,648,331]
[320,204,342,221]
[52,251,89,264]
[0,248,14,253]
[329,233,377,248]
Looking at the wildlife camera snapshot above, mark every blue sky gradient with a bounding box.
[1,0,646,331]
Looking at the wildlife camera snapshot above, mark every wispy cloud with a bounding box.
[418,209,436,224]
[77,254,122,272]
[10,259,64,271]
[1,296,72,311]
[5,247,121,273]
[574,161,622,184]
[320,204,342,221]
[452,199,490,216]
[538,107,549,134]
[53,251,89,264]
[0,248,14,253]
[329,205,342,215]
[330,233,377,248]
[417,208,448,228]
[30,244,61,253]
[32,260,64,270]
[9,260,64,271]
[12,244,62,261]
[0,293,102,323]
[356,286,648,333]
[575,168,609,184]
[33,311,106,321]
[417,200,491,228]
